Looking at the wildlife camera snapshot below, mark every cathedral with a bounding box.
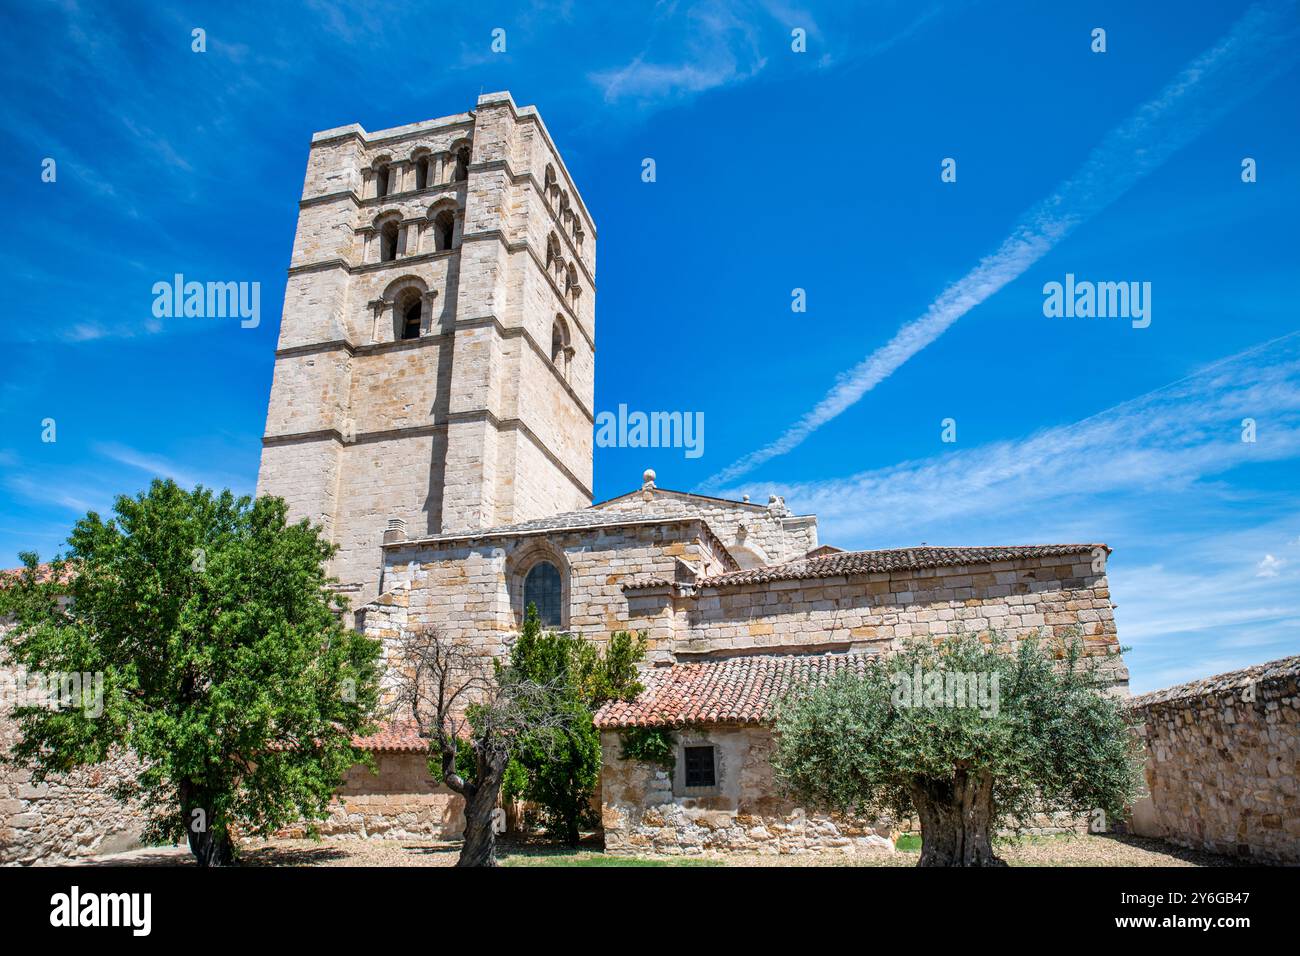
[256,93,1128,854]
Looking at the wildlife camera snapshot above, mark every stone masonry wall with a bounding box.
[594,488,818,566]
[625,551,1127,684]
[372,519,726,662]
[600,725,894,856]
[0,623,146,865]
[282,752,465,841]
[1127,656,1300,864]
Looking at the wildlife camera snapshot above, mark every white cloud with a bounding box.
[733,334,1300,545]
[1256,553,1286,577]
[702,0,1300,489]
[95,442,201,488]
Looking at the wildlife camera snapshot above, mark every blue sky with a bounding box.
[1,0,1296,692]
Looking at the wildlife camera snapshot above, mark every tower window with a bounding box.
[434,210,455,251]
[452,146,470,182]
[684,746,716,788]
[376,164,391,198]
[379,221,399,262]
[401,300,421,340]
[523,561,562,627]
[415,157,429,190]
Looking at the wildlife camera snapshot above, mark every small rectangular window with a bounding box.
[683,746,716,788]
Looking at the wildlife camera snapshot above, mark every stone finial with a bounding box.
[742,494,750,503]
[382,517,407,545]
[642,468,656,490]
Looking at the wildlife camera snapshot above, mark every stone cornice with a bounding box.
[262,410,594,500]
[272,313,594,421]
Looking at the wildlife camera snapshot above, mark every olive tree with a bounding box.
[385,624,574,866]
[771,632,1143,866]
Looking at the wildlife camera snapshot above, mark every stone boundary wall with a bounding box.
[280,752,465,841]
[1127,656,1300,864]
[1,628,146,865]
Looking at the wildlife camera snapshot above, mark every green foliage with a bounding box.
[507,606,646,843]
[0,480,382,856]
[618,726,677,772]
[771,632,1144,832]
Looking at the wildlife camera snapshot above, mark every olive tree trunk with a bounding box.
[910,770,1003,867]
[444,746,509,868]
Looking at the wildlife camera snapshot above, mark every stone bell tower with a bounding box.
[256,92,596,607]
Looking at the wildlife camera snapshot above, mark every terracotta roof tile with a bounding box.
[623,543,1103,591]
[593,653,871,729]
[352,720,429,753]
[0,562,76,587]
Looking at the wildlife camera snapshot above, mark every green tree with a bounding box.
[0,480,382,867]
[771,632,1143,866]
[508,606,645,844]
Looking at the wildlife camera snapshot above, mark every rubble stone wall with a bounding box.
[600,725,894,856]
[1127,656,1300,864]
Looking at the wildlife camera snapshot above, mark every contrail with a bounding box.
[701,0,1299,490]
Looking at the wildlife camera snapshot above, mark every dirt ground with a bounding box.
[74,832,1244,867]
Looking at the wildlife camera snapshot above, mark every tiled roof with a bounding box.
[0,562,75,587]
[352,721,430,753]
[1127,655,1300,710]
[593,653,871,729]
[623,543,1103,591]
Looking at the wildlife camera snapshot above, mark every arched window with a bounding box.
[565,264,580,301]
[379,220,400,262]
[551,322,565,362]
[401,299,421,340]
[551,315,571,380]
[433,210,455,251]
[545,233,560,272]
[452,146,470,182]
[414,156,430,190]
[523,561,562,627]
[376,163,392,198]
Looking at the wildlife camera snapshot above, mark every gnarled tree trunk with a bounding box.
[443,744,508,867]
[910,769,1003,867]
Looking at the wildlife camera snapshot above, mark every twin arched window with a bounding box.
[523,561,562,627]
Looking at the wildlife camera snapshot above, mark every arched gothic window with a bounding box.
[452,146,470,182]
[523,561,562,627]
[415,156,430,190]
[376,163,392,198]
